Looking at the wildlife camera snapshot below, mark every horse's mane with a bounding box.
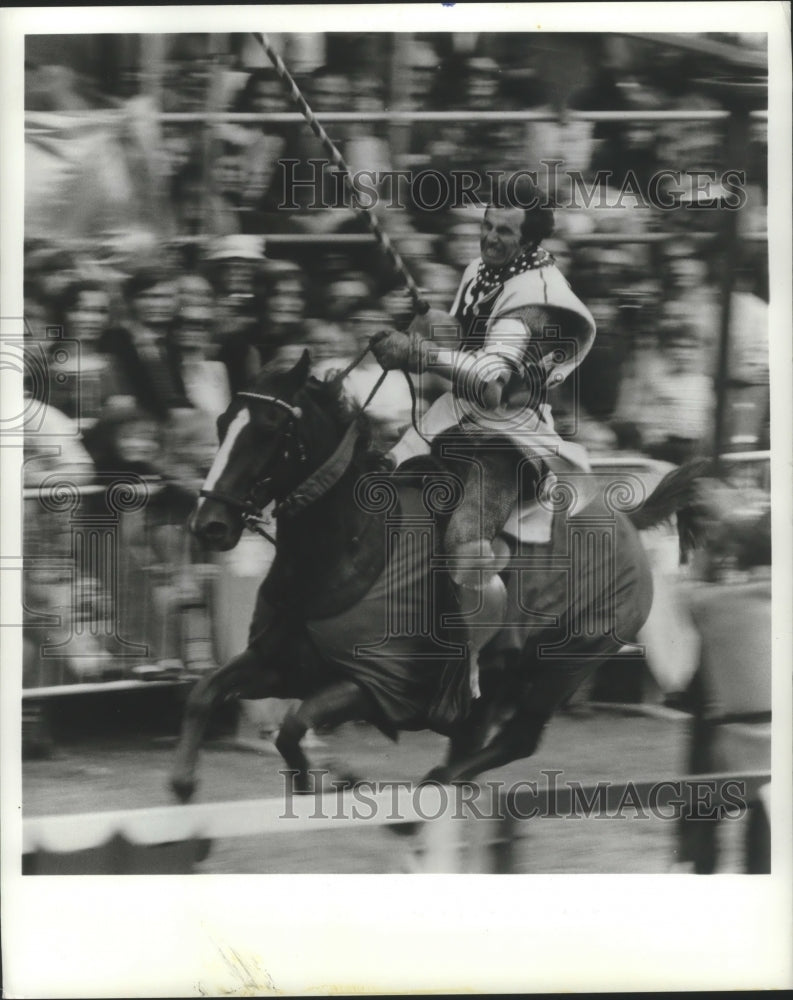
[295,369,378,460]
[305,371,362,428]
[248,358,375,458]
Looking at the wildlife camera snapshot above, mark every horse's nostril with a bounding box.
[203,521,228,542]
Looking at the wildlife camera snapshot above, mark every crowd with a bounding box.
[21,31,770,690]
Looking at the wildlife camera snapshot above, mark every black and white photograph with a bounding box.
[2,3,791,996]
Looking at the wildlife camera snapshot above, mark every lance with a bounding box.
[252,32,429,316]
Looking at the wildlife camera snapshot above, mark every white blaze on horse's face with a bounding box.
[195,407,251,512]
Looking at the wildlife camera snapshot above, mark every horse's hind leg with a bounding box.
[276,680,371,793]
[170,647,277,802]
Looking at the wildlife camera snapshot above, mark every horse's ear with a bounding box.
[289,349,311,389]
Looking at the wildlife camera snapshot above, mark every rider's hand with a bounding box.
[370,329,412,371]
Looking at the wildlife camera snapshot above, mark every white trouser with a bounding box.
[387,392,460,468]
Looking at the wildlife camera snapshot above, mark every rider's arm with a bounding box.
[417,314,531,406]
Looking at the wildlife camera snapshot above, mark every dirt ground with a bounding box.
[22,705,753,874]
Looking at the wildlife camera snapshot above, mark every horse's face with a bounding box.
[190,351,312,550]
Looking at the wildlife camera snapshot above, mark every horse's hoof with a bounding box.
[170,776,196,803]
[388,821,420,838]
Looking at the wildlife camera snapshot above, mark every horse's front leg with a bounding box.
[431,707,550,784]
[428,657,597,784]
[170,645,279,802]
[275,679,372,793]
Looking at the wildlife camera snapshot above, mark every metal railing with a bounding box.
[22,476,217,693]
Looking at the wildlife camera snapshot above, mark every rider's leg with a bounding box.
[276,679,373,792]
[444,450,515,697]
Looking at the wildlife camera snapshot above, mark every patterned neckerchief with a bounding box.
[457,244,555,345]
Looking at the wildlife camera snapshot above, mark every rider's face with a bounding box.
[480,206,525,269]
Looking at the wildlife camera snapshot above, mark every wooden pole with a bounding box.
[712,107,750,473]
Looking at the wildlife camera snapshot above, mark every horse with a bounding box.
[170,349,706,800]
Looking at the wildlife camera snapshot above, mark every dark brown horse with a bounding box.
[170,350,705,800]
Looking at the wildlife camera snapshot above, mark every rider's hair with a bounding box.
[492,172,555,249]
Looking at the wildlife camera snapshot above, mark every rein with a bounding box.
[335,332,428,445]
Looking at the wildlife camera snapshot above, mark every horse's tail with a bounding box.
[629,458,713,560]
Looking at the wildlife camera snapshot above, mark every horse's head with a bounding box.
[190,350,352,550]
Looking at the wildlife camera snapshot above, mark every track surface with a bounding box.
[23,709,749,873]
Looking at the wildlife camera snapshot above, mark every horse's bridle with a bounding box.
[199,391,307,543]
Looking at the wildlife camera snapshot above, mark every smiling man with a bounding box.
[370,174,597,722]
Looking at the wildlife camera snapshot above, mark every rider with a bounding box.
[371,174,597,719]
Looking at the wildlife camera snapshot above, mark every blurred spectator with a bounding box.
[258,259,309,358]
[206,235,269,392]
[176,269,216,316]
[582,66,666,196]
[172,304,231,422]
[402,40,443,177]
[25,63,93,112]
[575,294,629,422]
[23,277,52,340]
[442,215,483,274]
[82,396,210,671]
[171,160,209,236]
[44,277,117,428]
[722,265,769,452]
[25,244,82,305]
[671,480,771,873]
[83,397,164,478]
[642,319,715,464]
[379,285,416,330]
[303,325,357,380]
[160,34,213,113]
[160,124,195,184]
[23,397,108,685]
[314,273,373,329]
[419,262,460,312]
[230,67,305,232]
[99,265,187,421]
[658,237,720,359]
[23,393,96,487]
[207,138,247,236]
[275,66,365,234]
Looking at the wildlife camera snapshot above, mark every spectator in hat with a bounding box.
[206,235,270,393]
